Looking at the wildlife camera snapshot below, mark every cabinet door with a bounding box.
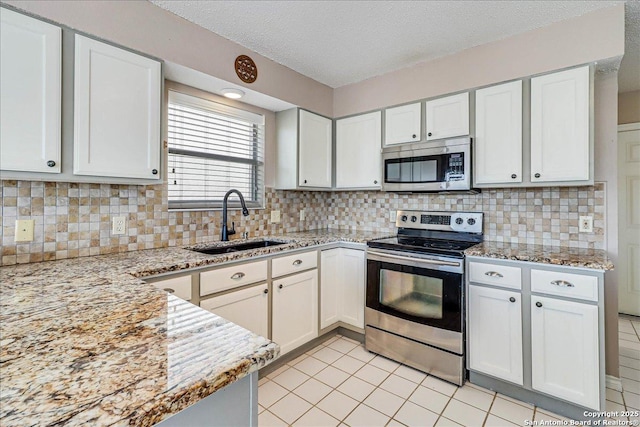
[339,248,365,329]
[384,103,421,146]
[320,249,341,329]
[425,93,469,140]
[200,283,269,338]
[468,285,523,385]
[0,9,61,173]
[530,66,589,182]
[531,296,599,409]
[299,110,332,187]
[475,81,523,185]
[272,270,318,354]
[336,111,382,188]
[74,35,161,179]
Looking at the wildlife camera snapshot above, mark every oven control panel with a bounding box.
[396,210,483,234]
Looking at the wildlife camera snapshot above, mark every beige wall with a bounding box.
[333,5,624,117]
[2,0,334,117]
[594,72,620,378]
[618,90,640,125]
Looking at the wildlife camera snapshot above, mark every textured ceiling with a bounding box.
[150,0,637,91]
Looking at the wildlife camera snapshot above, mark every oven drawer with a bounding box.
[531,269,598,302]
[469,262,522,290]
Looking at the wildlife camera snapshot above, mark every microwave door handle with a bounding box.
[367,250,461,267]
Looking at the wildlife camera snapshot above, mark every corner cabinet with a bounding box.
[73,34,162,179]
[276,109,332,189]
[425,92,469,141]
[467,256,605,419]
[474,80,523,185]
[530,66,590,183]
[320,248,366,330]
[0,8,62,174]
[335,112,382,189]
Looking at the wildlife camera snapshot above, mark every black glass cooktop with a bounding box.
[367,236,479,257]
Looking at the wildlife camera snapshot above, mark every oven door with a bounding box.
[366,250,463,334]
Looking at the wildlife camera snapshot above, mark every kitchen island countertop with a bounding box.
[0,228,391,426]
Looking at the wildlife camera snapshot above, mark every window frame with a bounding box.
[166,88,266,211]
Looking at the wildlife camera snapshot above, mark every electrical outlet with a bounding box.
[299,209,305,221]
[270,210,281,224]
[112,216,127,235]
[390,210,397,222]
[579,216,593,233]
[15,220,34,242]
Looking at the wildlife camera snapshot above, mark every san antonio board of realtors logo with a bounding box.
[235,55,257,83]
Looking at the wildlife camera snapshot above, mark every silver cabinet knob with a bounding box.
[534,173,541,178]
[263,289,268,294]
[47,160,56,167]
[536,301,543,308]
[511,174,517,179]
[278,284,284,289]
[509,297,516,303]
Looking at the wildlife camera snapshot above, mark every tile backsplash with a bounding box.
[0,180,605,266]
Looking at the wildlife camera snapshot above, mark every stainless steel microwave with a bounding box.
[381,138,474,193]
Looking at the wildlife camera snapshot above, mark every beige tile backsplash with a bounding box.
[0,180,605,266]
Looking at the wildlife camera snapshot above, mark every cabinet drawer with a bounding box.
[151,275,192,301]
[272,251,317,278]
[469,262,522,290]
[531,269,598,302]
[200,260,268,297]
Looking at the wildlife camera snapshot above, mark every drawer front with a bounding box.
[151,275,192,301]
[531,269,598,302]
[272,250,317,278]
[200,260,268,297]
[469,261,522,290]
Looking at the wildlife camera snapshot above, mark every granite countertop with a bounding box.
[465,241,614,270]
[0,228,391,426]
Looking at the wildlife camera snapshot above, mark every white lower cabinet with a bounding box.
[272,270,318,355]
[468,285,523,385]
[320,248,365,329]
[531,295,599,409]
[200,284,269,338]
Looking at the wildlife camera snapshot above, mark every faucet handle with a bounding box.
[229,221,236,235]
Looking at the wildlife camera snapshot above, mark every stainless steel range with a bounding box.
[365,210,483,386]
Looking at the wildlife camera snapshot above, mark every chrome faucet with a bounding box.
[221,189,250,241]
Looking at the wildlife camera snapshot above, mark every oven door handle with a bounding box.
[367,250,461,267]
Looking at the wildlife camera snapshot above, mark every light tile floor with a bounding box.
[259,316,640,426]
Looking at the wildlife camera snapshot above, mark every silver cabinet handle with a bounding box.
[292,259,303,266]
[485,271,504,278]
[230,272,245,280]
[163,288,175,294]
[550,280,574,288]
[367,250,461,267]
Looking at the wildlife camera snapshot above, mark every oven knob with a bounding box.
[455,218,464,225]
[411,216,417,222]
[467,218,476,226]
[401,215,408,222]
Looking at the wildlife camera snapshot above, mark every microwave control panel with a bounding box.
[445,153,465,181]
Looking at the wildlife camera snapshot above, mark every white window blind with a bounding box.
[167,91,265,210]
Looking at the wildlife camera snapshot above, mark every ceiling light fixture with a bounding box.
[221,88,245,99]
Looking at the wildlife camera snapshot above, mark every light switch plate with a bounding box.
[579,216,593,233]
[390,210,397,222]
[299,209,305,221]
[271,210,281,223]
[15,220,35,242]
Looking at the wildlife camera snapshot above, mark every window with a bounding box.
[167,90,265,210]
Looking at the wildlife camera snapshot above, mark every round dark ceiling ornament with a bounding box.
[235,55,258,83]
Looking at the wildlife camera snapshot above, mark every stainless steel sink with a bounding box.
[190,240,287,255]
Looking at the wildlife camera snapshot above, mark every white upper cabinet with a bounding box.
[475,81,523,185]
[426,92,469,141]
[0,8,61,173]
[74,35,161,179]
[336,111,382,188]
[384,103,421,146]
[299,110,332,188]
[530,66,590,183]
